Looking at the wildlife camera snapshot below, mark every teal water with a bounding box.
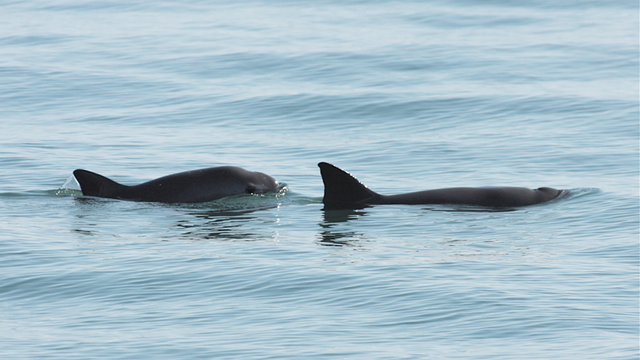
[1,1,638,359]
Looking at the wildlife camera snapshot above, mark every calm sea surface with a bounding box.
[1,1,638,359]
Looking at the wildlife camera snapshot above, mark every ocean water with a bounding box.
[1,0,638,359]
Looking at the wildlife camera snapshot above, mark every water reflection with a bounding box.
[321,208,366,223]
[314,204,523,248]
[175,207,275,241]
[317,208,368,247]
[71,195,283,242]
[169,193,289,240]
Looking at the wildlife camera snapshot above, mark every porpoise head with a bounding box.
[245,171,282,194]
[536,187,568,202]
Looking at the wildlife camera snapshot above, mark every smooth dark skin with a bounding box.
[318,162,566,209]
[73,166,280,203]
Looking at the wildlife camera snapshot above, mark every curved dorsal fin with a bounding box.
[73,169,128,199]
[318,162,379,208]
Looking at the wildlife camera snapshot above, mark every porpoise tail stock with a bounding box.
[318,162,567,209]
[73,166,281,203]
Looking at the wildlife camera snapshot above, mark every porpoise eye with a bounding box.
[245,185,256,194]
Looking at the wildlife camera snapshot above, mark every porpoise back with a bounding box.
[73,166,280,203]
[318,162,566,209]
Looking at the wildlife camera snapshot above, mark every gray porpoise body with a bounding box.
[318,162,567,209]
[73,166,280,203]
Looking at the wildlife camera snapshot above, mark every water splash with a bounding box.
[55,174,81,196]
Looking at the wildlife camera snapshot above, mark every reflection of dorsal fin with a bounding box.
[73,169,128,199]
[318,162,379,208]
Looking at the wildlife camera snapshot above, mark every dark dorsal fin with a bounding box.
[318,162,379,208]
[73,169,128,199]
